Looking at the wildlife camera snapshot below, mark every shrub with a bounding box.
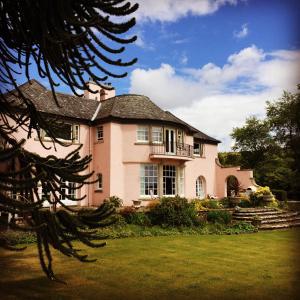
[148,196,198,227]
[126,212,152,226]
[104,196,123,208]
[1,230,36,245]
[250,186,278,207]
[219,197,230,208]
[271,189,287,201]
[191,199,208,211]
[207,210,232,225]
[239,198,253,208]
[119,207,151,226]
[191,199,221,210]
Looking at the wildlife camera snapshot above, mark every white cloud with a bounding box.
[233,23,249,39]
[134,30,155,50]
[180,53,189,65]
[129,46,300,150]
[134,0,239,22]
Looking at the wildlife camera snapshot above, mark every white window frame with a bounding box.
[178,167,185,197]
[177,129,184,145]
[41,124,80,143]
[140,164,158,197]
[196,176,205,199]
[96,126,104,141]
[151,126,163,144]
[60,179,76,201]
[96,173,103,191]
[163,165,176,196]
[137,126,149,143]
[72,124,80,143]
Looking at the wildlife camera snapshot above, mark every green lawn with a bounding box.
[1,229,300,300]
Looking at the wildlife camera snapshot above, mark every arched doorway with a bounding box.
[226,175,239,197]
[196,176,206,199]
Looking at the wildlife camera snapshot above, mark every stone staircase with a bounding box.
[232,207,300,230]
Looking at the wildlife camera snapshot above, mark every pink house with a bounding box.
[9,80,256,207]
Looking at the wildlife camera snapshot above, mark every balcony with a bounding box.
[150,142,194,161]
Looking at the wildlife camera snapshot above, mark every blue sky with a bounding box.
[16,0,300,150]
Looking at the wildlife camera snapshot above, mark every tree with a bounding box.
[0,0,138,281]
[231,116,276,169]
[230,87,300,196]
[267,86,300,193]
[267,87,300,172]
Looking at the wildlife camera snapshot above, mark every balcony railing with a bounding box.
[150,142,194,158]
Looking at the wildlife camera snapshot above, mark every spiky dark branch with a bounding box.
[0,0,138,280]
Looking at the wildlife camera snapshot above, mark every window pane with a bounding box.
[152,127,163,143]
[163,165,176,196]
[97,126,103,141]
[194,143,200,155]
[137,126,149,142]
[140,164,158,196]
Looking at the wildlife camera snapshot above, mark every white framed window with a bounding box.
[96,173,103,191]
[137,126,149,142]
[178,167,185,196]
[42,123,80,143]
[163,165,176,196]
[194,142,204,157]
[72,125,80,143]
[60,179,76,201]
[96,126,104,141]
[140,164,158,196]
[177,129,184,145]
[196,176,206,199]
[152,126,163,144]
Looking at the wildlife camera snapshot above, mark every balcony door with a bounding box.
[165,128,175,155]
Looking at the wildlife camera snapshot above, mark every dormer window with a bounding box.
[137,126,149,142]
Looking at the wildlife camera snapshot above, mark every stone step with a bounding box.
[259,221,300,230]
[236,208,277,213]
[260,216,300,224]
[233,210,284,217]
[233,212,298,221]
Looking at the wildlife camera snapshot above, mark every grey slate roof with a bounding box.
[194,132,220,144]
[6,80,99,121]
[6,80,220,144]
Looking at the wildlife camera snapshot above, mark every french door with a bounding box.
[165,128,175,155]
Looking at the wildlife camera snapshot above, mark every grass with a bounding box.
[1,229,300,300]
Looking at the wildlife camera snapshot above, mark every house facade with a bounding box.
[9,80,256,207]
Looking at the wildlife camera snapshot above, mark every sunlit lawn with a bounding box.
[1,229,300,300]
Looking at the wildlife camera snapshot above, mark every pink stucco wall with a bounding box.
[185,144,218,199]
[8,115,256,207]
[84,82,115,101]
[11,117,92,206]
[92,124,111,205]
[215,160,257,198]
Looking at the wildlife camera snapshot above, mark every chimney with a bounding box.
[84,80,115,101]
